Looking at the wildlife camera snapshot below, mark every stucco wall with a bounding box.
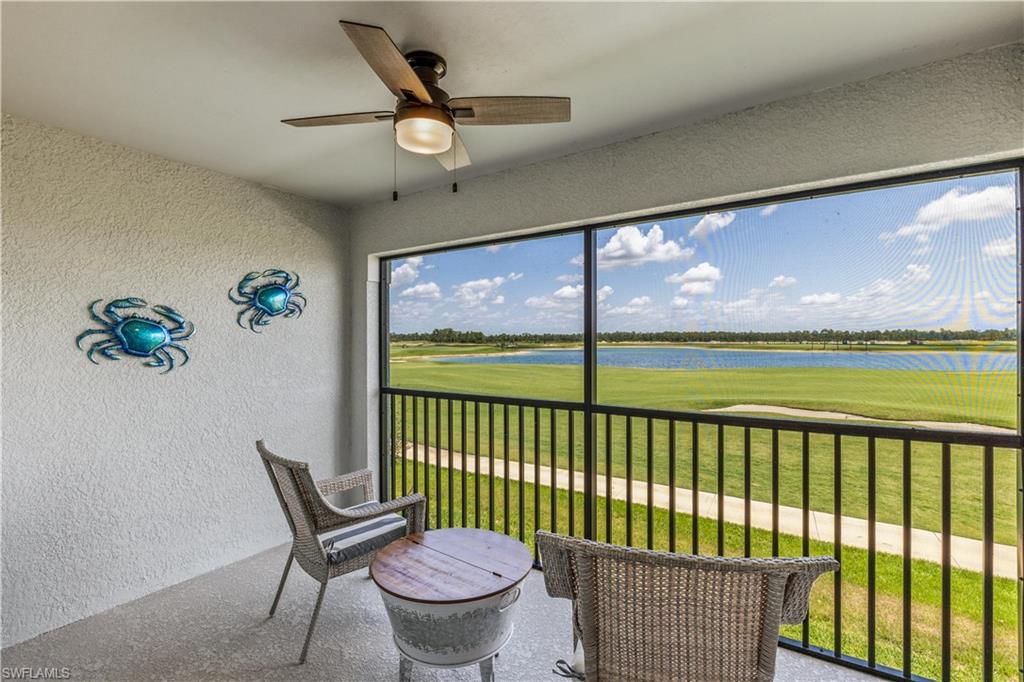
[0,116,349,646]
[346,43,1024,473]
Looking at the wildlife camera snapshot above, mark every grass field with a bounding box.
[394,460,1018,681]
[388,361,1018,545]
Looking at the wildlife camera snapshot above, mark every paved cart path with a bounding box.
[400,445,1016,579]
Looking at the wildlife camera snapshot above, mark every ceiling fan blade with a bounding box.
[339,20,432,104]
[434,130,471,171]
[281,111,393,127]
[449,97,571,125]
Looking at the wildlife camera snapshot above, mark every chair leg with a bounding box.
[299,581,328,664]
[269,553,293,617]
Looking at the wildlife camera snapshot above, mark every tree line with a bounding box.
[392,327,1016,345]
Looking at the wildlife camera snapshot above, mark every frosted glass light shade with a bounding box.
[395,115,453,155]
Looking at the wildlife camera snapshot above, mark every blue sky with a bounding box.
[389,171,1019,334]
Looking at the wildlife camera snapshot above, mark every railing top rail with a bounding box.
[381,385,1021,449]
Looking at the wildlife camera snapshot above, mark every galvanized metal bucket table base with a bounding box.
[370,528,533,682]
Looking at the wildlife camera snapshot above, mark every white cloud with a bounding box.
[671,296,690,309]
[769,275,796,288]
[904,263,931,282]
[800,292,842,305]
[484,244,507,253]
[507,271,524,281]
[689,212,736,239]
[526,285,612,310]
[452,275,514,308]
[606,296,653,316]
[492,295,505,305]
[666,262,723,295]
[760,204,779,217]
[586,225,693,269]
[390,256,423,288]
[983,234,1015,259]
[399,281,440,299]
[556,274,583,283]
[880,185,1016,242]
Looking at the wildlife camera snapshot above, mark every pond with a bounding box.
[432,346,1017,372]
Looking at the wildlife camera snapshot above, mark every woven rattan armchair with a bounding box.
[257,440,425,664]
[536,531,837,681]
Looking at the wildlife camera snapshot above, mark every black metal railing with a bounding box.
[380,385,1021,682]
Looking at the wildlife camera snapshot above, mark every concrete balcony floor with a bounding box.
[2,544,872,681]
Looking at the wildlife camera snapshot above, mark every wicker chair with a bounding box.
[536,531,837,681]
[257,440,425,664]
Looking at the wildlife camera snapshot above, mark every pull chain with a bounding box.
[451,131,458,193]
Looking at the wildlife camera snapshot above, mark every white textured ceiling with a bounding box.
[2,2,1021,207]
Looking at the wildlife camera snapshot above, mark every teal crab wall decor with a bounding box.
[229,269,306,332]
[76,298,194,374]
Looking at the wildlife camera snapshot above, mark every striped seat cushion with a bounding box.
[319,502,407,565]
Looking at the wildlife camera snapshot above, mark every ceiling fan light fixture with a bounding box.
[394,105,453,155]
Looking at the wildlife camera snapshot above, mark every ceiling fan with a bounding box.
[282,20,571,178]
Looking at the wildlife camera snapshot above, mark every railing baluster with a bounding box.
[461,400,467,527]
[717,424,725,556]
[834,434,842,658]
[412,397,419,493]
[691,421,699,554]
[534,407,540,560]
[569,409,576,537]
[801,431,810,648]
[982,444,994,682]
[518,405,525,543]
[626,416,633,547]
[422,398,428,520]
[771,429,779,557]
[474,401,481,529]
[902,438,912,678]
[390,394,397,501]
[435,397,442,530]
[867,436,876,668]
[489,402,495,531]
[448,399,454,528]
[668,420,676,552]
[744,427,751,558]
[941,442,951,682]
[605,414,613,543]
[551,409,558,534]
[647,417,654,550]
[503,404,510,536]
[401,395,408,495]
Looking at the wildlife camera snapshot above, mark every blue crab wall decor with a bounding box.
[76,298,194,374]
[229,269,306,332]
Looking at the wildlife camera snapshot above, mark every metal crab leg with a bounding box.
[167,343,190,366]
[157,347,176,375]
[290,292,307,306]
[104,298,147,323]
[144,353,166,368]
[153,305,195,340]
[76,328,111,349]
[101,346,122,360]
[285,301,303,319]
[88,300,110,326]
[86,339,120,365]
[236,307,251,330]
[228,289,252,305]
[263,269,291,288]
[287,272,300,291]
[248,311,263,333]
[238,272,262,295]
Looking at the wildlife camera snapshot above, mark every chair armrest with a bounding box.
[316,469,374,500]
[780,557,839,624]
[335,494,427,534]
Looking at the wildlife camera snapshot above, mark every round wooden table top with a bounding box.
[370,528,533,605]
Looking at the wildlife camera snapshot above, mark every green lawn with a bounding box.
[388,362,1018,545]
[394,461,1019,681]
